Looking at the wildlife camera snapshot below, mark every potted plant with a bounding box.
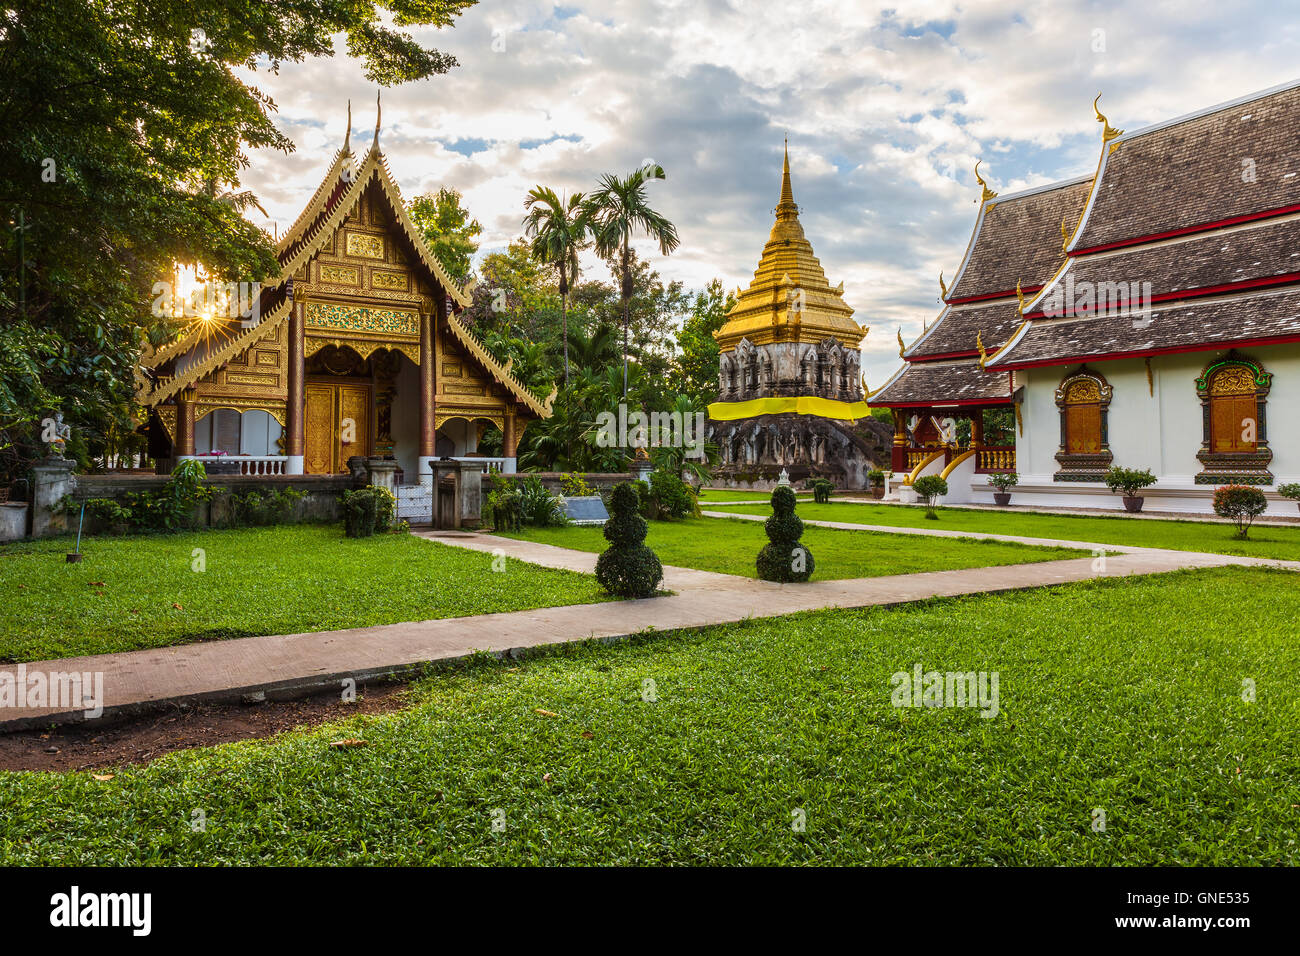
[867,468,886,500]
[986,471,1019,506]
[1278,482,1300,513]
[1104,466,1157,513]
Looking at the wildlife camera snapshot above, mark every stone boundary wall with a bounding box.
[484,472,637,496]
[37,473,359,538]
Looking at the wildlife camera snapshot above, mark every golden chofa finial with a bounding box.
[343,100,352,152]
[897,327,906,358]
[938,271,948,299]
[976,331,989,370]
[1015,279,1026,314]
[1093,93,1123,142]
[974,160,997,203]
[373,89,382,149]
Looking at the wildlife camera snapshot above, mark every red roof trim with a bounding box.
[946,285,1043,306]
[875,397,1013,409]
[1024,271,1300,319]
[905,349,982,362]
[993,330,1300,371]
[1070,202,1300,256]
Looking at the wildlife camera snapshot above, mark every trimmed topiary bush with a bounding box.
[912,474,949,520]
[756,485,815,582]
[595,482,663,598]
[1213,484,1268,538]
[810,478,834,503]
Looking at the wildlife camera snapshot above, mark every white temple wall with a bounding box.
[391,355,421,481]
[194,408,281,456]
[1012,345,1300,515]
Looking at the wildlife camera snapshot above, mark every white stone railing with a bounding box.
[233,456,288,476]
[453,456,508,474]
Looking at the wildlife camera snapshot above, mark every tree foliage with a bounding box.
[407,187,482,281]
[0,0,476,483]
[672,279,735,405]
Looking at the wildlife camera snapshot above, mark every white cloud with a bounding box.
[235,0,1300,384]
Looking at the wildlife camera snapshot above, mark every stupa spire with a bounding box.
[776,137,798,220]
[712,141,864,354]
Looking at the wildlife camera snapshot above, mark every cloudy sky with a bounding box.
[237,0,1300,386]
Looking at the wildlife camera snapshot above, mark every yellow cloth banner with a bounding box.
[706,396,871,421]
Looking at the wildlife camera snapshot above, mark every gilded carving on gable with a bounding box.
[346,232,384,259]
[306,302,418,336]
[319,264,359,285]
[370,270,408,291]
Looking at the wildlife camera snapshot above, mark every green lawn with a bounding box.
[499,516,1082,579]
[2,566,1295,866]
[697,488,809,502]
[705,499,1300,561]
[0,525,607,662]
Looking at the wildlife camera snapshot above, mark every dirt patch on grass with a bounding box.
[0,680,415,772]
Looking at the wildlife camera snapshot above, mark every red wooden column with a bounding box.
[503,407,517,453]
[176,388,197,457]
[891,413,907,473]
[418,305,437,481]
[286,299,305,474]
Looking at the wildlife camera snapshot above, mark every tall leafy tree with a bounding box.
[581,164,680,401]
[522,187,587,385]
[408,187,482,281]
[673,279,736,405]
[0,0,477,482]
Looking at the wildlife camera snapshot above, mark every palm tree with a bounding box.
[565,322,619,371]
[580,164,680,401]
[523,187,586,386]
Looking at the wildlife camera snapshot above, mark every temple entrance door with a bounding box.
[305,382,372,474]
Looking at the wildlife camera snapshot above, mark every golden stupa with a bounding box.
[713,142,865,353]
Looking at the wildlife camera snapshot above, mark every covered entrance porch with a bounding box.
[888,403,1016,501]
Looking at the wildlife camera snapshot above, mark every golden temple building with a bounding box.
[135,108,551,483]
[708,143,887,488]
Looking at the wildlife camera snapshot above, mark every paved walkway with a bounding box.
[702,510,1300,564]
[703,495,1300,527]
[2,528,1294,730]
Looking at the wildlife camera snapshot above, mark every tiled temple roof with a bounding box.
[1034,215,1300,317]
[948,177,1092,301]
[989,287,1300,369]
[872,175,1090,407]
[1069,81,1300,252]
[136,132,549,416]
[907,300,1024,359]
[995,81,1300,369]
[871,359,1013,407]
